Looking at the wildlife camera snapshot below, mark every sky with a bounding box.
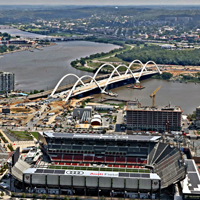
[1,0,200,5]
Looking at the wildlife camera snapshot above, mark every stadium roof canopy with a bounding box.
[43,132,161,142]
[24,168,160,180]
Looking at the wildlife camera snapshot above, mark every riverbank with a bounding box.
[0,42,56,56]
[70,44,139,73]
[0,41,119,92]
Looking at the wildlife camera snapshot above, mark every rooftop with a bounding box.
[43,132,161,142]
[126,102,182,112]
[24,167,160,180]
[182,159,200,194]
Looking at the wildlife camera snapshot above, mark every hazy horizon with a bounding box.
[1,0,200,6]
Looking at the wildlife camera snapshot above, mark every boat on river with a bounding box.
[127,84,145,89]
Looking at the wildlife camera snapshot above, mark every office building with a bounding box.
[125,101,182,131]
[0,72,15,95]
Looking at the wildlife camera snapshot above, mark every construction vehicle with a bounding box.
[150,86,161,107]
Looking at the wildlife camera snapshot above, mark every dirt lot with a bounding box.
[10,107,32,113]
[165,70,197,76]
[49,101,65,113]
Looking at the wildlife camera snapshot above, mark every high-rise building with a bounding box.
[196,106,200,128]
[125,101,182,132]
[0,72,15,95]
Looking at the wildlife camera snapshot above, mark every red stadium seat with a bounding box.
[94,156,105,162]
[65,163,71,166]
[72,163,78,166]
[120,165,126,168]
[138,159,147,164]
[73,155,83,162]
[127,157,137,164]
[79,163,84,166]
[59,162,64,165]
[105,157,115,163]
[113,165,119,168]
[63,155,72,161]
[127,165,132,168]
[108,165,113,167]
[85,164,89,166]
[116,157,126,163]
[84,156,94,162]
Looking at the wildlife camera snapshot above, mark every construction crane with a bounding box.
[150,86,161,107]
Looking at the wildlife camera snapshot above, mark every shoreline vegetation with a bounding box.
[0,42,56,55]
[70,37,141,73]
[2,31,200,84]
[68,38,200,84]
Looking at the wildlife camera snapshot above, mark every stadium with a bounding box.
[11,132,186,199]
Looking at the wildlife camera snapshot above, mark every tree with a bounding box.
[100,196,106,200]
[32,193,37,199]
[102,128,107,134]
[0,191,4,198]
[33,90,39,94]
[42,194,47,199]
[80,59,86,66]
[11,193,15,197]
[161,72,173,80]
[64,196,69,200]
[75,196,79,200]
[188,111,196,121]
[21,193,26,198]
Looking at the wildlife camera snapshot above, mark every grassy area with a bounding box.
[101,57,123,62]
[31,132,39,140]
[48,32,81,37]
[76,66,94,72]
[197,131,200,135]
[86,61,136,72]
[30,28,41,31]
[8,130,33,141]
[86,61,103,69]
[97,110,109,113]
[98,45,132,60]
[48,165,150,173]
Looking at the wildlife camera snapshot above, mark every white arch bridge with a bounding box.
[50,60,161,101]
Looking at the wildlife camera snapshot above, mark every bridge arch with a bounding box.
[135,60,161,83]
[64,75,103,101]
[90,63,121,84]
[125,59,145,75]
[102,64,137,92]
[50,73,85,96]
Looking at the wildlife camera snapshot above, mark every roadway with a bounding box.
[64,70,158,101]
[28,70,158,100]
[27,74,113,100]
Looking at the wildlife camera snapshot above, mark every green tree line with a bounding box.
[0,44,15,53]
[116,45,200,66]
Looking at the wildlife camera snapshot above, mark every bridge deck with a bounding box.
[62,71,158,101]
[28,71,158,100]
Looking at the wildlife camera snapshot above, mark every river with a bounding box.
[92,79,200,114]
[0,41,119,92]
[0,34,199,114]
[0,25,47,38]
